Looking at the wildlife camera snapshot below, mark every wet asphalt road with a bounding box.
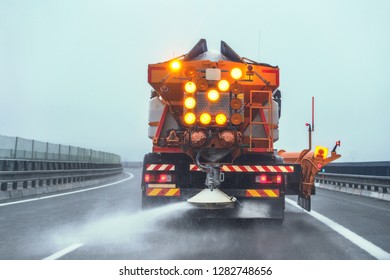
[0,168,389,260]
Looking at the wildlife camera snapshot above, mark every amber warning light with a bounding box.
[170,60,181,72]
[314,146,329,160]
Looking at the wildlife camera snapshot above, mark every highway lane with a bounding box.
[0,172,137,260]
[311,187,390,253]
[0,168,389,260]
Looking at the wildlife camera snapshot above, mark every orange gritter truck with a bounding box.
[141,39,341,222]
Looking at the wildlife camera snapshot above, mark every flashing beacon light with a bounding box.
[231,68,242,80]
[207,89,219,102]
[184,97,196,109]
[170,60,181,72]
[217,80,230,92]
[184,112,196,125]
[184,81,197,93]
[314,146,328,160]
[215,113,227,125]
[199,113,212,125]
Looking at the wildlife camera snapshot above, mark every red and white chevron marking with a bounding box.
[146,164,175,171]
[190,164,294,173]
[190,165,201,171]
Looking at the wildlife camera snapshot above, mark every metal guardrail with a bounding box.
[316,173,390,192]
[315,173,390,201]
[0,135,124,200]
[0,167,123,192]
[323,161,390,177]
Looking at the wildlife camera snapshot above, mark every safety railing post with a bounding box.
[14,137,18,159]
[32,140,35,160]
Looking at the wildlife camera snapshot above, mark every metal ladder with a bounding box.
[248,90,274,151]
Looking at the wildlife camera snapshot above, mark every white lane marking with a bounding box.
[43,243,84,260]
[286,197,390,260]
[0,172,134,207]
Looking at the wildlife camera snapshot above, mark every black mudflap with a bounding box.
[297,194,311,211]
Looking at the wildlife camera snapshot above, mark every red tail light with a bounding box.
[158,174,172,183]
[144,173,173,183]
[256,174,271,184]
[260,175,269,184]
[276,175,282,184]
[255,174,283,184]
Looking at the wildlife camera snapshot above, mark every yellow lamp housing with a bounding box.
[230,98,242,110]
[199,113,211,125]
[197,78,209,91]
[170,60,182,72]
[230,113,242,125]
[215,113,227,125]
[230,82,242,94]
[184,97,196,109]
[185,66,197,78]
[207,89,219,102]
[217,80,230,92]
[184,81,197,93]
[184,112,196,125]
[314,146,329,160]
[230,68,242,80]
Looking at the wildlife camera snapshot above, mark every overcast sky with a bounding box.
[0,0,389,162]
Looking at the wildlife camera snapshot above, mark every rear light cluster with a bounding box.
[144,173,173,183]
[255,174,283,184]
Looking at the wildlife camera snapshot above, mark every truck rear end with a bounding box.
[141,39,341,222]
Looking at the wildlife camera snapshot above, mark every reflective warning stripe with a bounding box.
[246,189,280,197]
[146,188,180,197]
[278,166,292,173]
[264,189,279,197]
[189,164,293,173]
[147,188,161,196]
[222,165,294,173]
[190,165,201,171]
[165,189,180,196]
[146,164,175,171]
[247,189,261,197]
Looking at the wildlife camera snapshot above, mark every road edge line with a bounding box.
[43,243,84,260]
[286,197,390,260]
[0,172,134,207]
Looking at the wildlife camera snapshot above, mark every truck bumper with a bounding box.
[142,188,285,219]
